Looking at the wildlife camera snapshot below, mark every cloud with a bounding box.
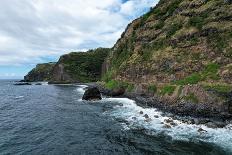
[0,0,158,67]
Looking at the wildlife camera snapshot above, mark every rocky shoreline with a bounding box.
[16,80,232,128]
[93,83,232,128]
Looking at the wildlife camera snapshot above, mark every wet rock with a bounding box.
[198,128,207,133]
[154,115,159,118]
[140,111,144,114]
[82,87,102,101]
[48,81,73,84]
[166,113,174,117]
[144,114,149,119]
[14,82,32,86]
[187,120,194,124]
[35,83,42,85]
[111,88,125,97]
[206,122,218,128]
[132,117,137,120]
[19,80,26,82]
[170,122,177,127]
[163,124,172,128]
[165,119,174,123]
[145,118,152,122]
[161,113,166,117]
[194,118,200,125]
[197,118,210,124]
[214,121,227,128]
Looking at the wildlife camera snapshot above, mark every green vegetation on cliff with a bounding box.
[103,0,232,105]
[106,0,232,82]
[24,63,55,82]
[26,48,110,83]
[53,48,110,82]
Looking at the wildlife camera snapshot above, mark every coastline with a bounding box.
[93,83,232,128]
[17,80,232,128]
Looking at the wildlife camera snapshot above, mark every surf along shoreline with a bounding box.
[84,82,232,129]
[16,80,232,128]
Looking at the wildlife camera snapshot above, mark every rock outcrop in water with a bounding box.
[82,87,102,101]
[14,82,32,86]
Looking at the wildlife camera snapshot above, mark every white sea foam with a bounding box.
[75,84,232,152]
[15,96,24,99]
[103,97,232,153]
[75,85,88,94]
[41,82,48,85]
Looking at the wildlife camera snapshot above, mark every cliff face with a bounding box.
[25,48,110,83]
[24,63,55,82]
[106,0,232,83]
[51,48,110,83]
[103,0,232,113]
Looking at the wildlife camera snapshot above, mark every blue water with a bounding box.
[0,80,231,155]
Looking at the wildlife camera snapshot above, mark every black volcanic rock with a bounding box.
[111,88,125,97]
[14,82,32,86]
[82,87,102,101]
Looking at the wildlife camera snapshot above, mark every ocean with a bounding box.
[0,80,231,155]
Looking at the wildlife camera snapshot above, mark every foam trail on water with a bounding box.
[103,97,232,153]
[15,96,24,99]
[75,85,88,94]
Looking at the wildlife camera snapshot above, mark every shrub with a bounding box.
[166,23,182,37]
[202,63,220,80]
[154,21,165,30]
[102,70,114,82]
[105,80,135,92]
[183,93,199,103]
[105,80,119,89]
[175,73,202,85]
[127,84,135,92]
[148,84,157,93]
[166,0,182,15]
[203,84,232,93]
[188,16,205,29]
[160,85,176,95]
[174,63,220,85]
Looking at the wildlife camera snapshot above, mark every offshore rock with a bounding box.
[82,87,102,101]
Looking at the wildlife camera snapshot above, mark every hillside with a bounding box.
[24,0,232,117]
[25,48,110,83]
[24,62,55,82]
[51,48,110,83]
[102,0,232,116]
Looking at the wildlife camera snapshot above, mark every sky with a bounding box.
[0,0,158,79]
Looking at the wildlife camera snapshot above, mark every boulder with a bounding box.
[198,128,207,133]
[14,82,32,86]
[163,124,172,128]
[111,88,125,97]
[82,87,102,101]
[154,115,159,118]
[144,114,149,119]
[35,83,42,85]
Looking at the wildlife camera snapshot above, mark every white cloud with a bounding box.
[0,0,158,66]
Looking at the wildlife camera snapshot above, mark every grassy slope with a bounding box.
[104,0,232,97]
[59,48,110,82]
[24,63,55,81]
